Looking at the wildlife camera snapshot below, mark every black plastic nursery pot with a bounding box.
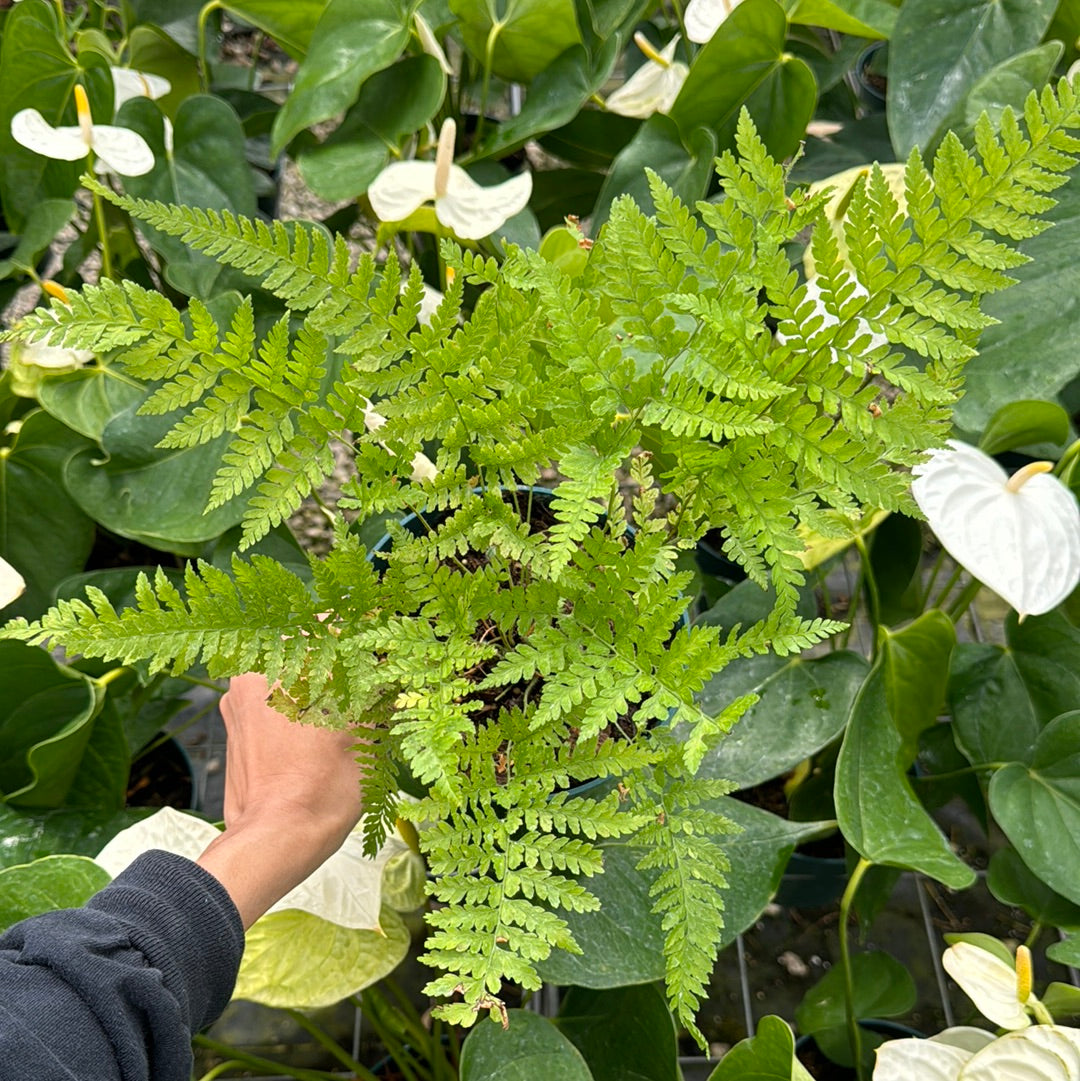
[126,734,196,810]
[796,1019,923,1079]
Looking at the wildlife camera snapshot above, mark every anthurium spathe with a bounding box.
[684,0,746,43]
[110,67,171,108]
[911,440,1080,618]
[367,118,531,240]
[605,33,688,118]
[10,85,154,177]
[942,941,1037,1029]
[0,557,25,609]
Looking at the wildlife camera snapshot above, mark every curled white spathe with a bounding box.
[605,34,688,118]
[367,118,531,240]
[912,439,1080,618]
[684,0,745,43]
[0,556,25,609]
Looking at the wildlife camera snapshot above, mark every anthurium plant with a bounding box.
[5,76,1079,1042]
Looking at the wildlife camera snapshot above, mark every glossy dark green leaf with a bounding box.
[1049,934,1080,967]
[592,114,716,230]
[530,169,606,232]
[989,711,1080,905]
[536,842,665,987]
[460,1009,592,1081]
[471,38,619,161]
[962,42,1062,132]
[978,399,1071,456]
[795,951,915,1035]
[62,699,131,812]
[575,0,648,41]
[835,660,975,887]
[987,847,1080,931]
[950,609,1080,766]
[297,56,445,201]
[880,611,955,765]
[222,0,331,58]
[36,360,146,443]
[868,513,924,625]
[668,0,818,162]
[0,855,111,933]
[126,25,202,116]
[451,0,584,83]
[954,159,1080,437]
[0,199,76,280]
[0,411,95,621]
[0,804,149,869]
[0,3,110,229]
[271,0,413,155]
[0,642,105,808]
[62,396,249,549]
[784,0,897,37]
[120,94,257,297]
[557,984,678,1081]
[1043,981,1080,1019]
[708,1015,812,1080]
[696,651,868,790]
[887,0,1057,159]
[539,110,640,171]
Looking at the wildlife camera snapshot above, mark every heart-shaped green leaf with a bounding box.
[887,0,1056,159]
[836,659,975,887]
[990,711,1080,906]
[669,0,817,162]
[708,1014,814,1080]
[0,855,111,933]
[460,1009,593,1081]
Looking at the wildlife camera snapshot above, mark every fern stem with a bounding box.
[839,857,873,1081]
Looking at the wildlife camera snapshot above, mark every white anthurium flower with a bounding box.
[605,33,688,118]
[873,1034,975,1081]
[912,440,1080,619]
[942,941,1034,1030]
[11,84,154,177]
[95,805,409,929]
[10,336,93,370]
[110,66,171,108]
[368,118,531,240]
[414,12,452,75]
[684,0,746,43]
[0,556,26,609]
[776,274,887,369]
[363,399,439,482]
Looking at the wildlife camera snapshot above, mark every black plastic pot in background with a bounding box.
[796,1018,923,1079]
[126,735,196,810]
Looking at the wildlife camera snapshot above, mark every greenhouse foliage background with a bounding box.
[5,1,1080,1079]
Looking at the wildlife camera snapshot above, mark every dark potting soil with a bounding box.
[126,738,193,808]
[451,489,640,782]
[733,776,845,859]
[798,1041,856,1079]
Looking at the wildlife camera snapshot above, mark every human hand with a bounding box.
[197,673,366,928]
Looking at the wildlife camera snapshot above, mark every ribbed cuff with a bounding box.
[86,850,244,1030]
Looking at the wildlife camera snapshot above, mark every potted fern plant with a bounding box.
[4,92,1079,1044]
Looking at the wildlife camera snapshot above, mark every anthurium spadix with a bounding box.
[367,118,531,240]
[10,84,154,177]
[943,941,1039,1030]
[0,556,25,609]
[684,0,746,43]
[605,33,688,118]
[912,440,1080,618]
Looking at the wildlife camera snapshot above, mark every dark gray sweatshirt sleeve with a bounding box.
[0,849,244,1081]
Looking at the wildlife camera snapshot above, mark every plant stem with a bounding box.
[930,562,963,612]
[945,576,982,623]
[916,762,1006,782]
[282,1009,380,1081]
[176,673,228,692]
[839,857,873,1081]
[1025,921,1043,950]
[196,1061,248,1081]
[197,1,224,93]
[475,21,500,145]
[853,533,880,657]
[91,183,114,281]
[917,546,946,614]
[191,1035,339,1081]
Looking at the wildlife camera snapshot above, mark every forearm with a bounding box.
[196,809,352,930]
